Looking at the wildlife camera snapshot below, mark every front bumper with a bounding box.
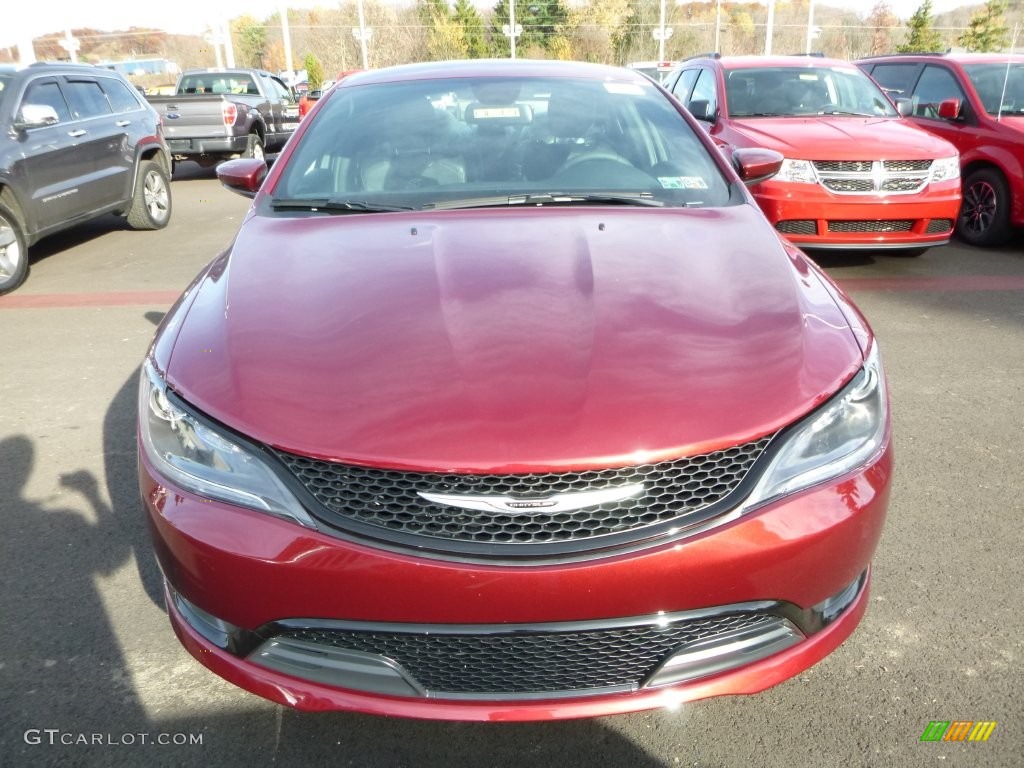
[141,441,891,721]
[753,179,961,250]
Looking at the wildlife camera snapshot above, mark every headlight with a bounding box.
[739,341,888,512]
[139,360,317,528]
[775,158,818,184]
[930,156,960,182]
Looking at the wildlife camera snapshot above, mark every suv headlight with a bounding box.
[739,341,888,512]
[139,360,316,528]
[930,156,960,182]
[775,158,818,184]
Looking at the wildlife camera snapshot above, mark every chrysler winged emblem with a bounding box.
[418,483,645,515]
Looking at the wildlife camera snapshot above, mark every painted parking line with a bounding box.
[1,275,1023,311]
[0,290,182,310]
[837,275,1024,292]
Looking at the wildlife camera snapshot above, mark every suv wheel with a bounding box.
[958,168,1012,247]
[127,160,172,230]
[244,133,265,162]
[0,203,28,295]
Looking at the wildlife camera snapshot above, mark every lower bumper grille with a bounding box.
[776,219,818,235]
[250,609,805,699]
[926,218,954,234]
[828,220,913,233]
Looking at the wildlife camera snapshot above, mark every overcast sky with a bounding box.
[1,0,976,50]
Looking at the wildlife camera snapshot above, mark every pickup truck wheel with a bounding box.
[126,160,172,230]
[244,133,265,162]
[0,203,29,295]
[958,168,1012,247]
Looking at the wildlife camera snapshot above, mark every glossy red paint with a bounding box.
[164,206,862,471]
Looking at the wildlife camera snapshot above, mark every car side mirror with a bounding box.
[937,98,960,120]
[14,103,60,130]
[894,97,913,117]
[687,99,716,123]
[732,147,784,186]
[216,158,267,198]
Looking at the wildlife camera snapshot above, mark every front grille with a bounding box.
[828,220,913,233]
[776,220,818,235]
[926,218,954,233]
[274,437,772,552]
[812,159,932,196]
[274,612,778,695]
[822,179,874,193]
[883,159,932,172]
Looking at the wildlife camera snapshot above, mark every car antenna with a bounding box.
[997,24,1020,122]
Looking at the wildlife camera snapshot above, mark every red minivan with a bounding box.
[664,55,962,255]
[139,60,892,721]
[859,53,1024,247]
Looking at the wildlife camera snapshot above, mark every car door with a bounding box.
[58,75,129,212]
[98,75,154,204]
[11,76,94,231]
[262,74,299,146]
[870,62,976,151]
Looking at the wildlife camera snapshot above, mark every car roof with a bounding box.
[858,52,1024,65]
[710,55,859,71]
[339,58,651,87]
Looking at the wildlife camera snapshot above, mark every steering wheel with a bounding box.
[561,151,635,171]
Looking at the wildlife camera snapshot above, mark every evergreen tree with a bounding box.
[897,0,945,53]
[454,0,488,58]
[958,0,1010,52]
[303,53,324,90]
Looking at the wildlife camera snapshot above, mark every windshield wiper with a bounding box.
[271,198,415,213]
[816,110,876,117]
[427,192,665,211]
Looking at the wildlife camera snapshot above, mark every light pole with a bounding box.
[805,0,816,54]
[765,0,775,56]
[714,0,721,53]
[502,0,523,60]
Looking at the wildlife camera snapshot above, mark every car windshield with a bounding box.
[962,63,1024,115]
[725,66,899,118]
[272,75,735,211]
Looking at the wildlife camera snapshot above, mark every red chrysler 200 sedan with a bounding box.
[139,59,893,721]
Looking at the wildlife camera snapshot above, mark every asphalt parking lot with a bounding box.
[1,162,1021,767]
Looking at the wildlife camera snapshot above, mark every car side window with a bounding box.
[670,69,699,102]
[21,80,72,124]
[912,65,967,119]
[687,68,717,118]
[100,77,144,113]
[63,79,113,120]
[867,63,920,97]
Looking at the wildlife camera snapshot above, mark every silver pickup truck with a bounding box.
[147,69,300,167]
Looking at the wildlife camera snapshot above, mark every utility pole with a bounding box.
[280,4,294,78]
[765,0,775,56]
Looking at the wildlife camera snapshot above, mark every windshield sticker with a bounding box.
[604,83,646,95]
[658,176,709,190]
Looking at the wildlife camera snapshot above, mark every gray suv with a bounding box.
[0,63,173,294]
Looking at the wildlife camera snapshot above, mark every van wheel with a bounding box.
[958,168,1012,247]
[0,203,29,295]
[126,160,172,230]
[244,133,265,162]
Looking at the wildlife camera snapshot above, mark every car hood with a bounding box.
[729,116,957,158]
[165,206,863,472]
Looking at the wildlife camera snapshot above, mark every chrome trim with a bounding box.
[643,619,803,688]
[812,159,932,196]
[417,483,645,515]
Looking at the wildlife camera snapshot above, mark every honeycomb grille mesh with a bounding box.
[775,220,817,235]
[926,218,954,233]
[278,613,776,694]
[274,437,772,547]
[828,220,913,233]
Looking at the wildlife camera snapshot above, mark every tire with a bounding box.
[957,167,1012,247]
[126,160,172,231]
[244,133,265,163]
[0,203,28,295]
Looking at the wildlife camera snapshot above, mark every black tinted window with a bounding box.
[912,66,966,119]
[22,80,72,123]
[867,63,920,96]
[64,79,113,119]
[100,77,143,113]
